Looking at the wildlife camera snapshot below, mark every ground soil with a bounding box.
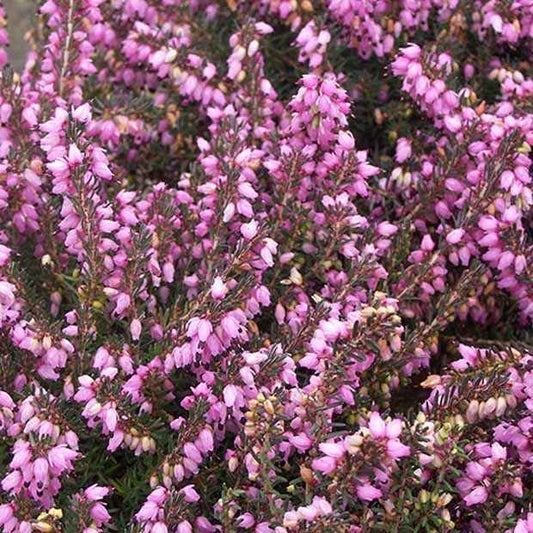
[4,1,34,71]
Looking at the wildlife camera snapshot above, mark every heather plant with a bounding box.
[0,0,531,532]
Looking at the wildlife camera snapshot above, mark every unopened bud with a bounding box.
[33,523,53,533]
[48,509,63,519]
[495,397,507,417]
[421,375,441,388]
[264,399,275,415]
[42,335,53,350]
[165,49,178,63]
[483,397,497,418]
[228,456,239,472]
[505,394,517,409]
[438,493,453,507]
[289,267,303,286]
[300,465,314,484]
[466,399,479,423]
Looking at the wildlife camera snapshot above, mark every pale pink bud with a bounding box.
[197,429,214,453]
[223,384,238,407]
[177,521,193,533]
[377,222,398,236]
[85,484,110,501]
[211,277,228,300]
[240,220,258,240]
[395,138,412,163]
[338,130,355,150]
[446,228,465,244]
[130,319,142,341]
[223,202,235,223]
[181,485,201,503]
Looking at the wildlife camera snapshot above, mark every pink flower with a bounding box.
[368,412,386,438]
[395,138,412,163]
[85,485,110,501]
[338,131,355,150]
[311,456,337,474]
[72,103,92,122]
[318,441,345,458]
[464,486,489,506]
[240,220,259,240]
[386,439,410,459]
[197,319,213,342]
[377,222,398,237]
[177,521,193,533]
[446,228,465,244]
[356,484,382,501]
[223,384,238,408]
[289,433,313,452]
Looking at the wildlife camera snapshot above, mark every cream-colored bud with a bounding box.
[513,70,524,84]
[416,412,427,423]
[33,524,53,533]
[264,399,275,415]
[165,49,177,63]
[234,45,246,60]
[420,375,442,388]
[360,306,376,318]
[438,493,453,507]
[228,456,239,472]
[289,267,303,286]
[345,434,364,454]
[247,40,259,57]
[432,455,443,468]
[42,335,53,350]
[454,414,465,428]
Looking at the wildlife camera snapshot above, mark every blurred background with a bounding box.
[4,0,34,71]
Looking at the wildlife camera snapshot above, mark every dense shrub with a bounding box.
[0,0,531,531]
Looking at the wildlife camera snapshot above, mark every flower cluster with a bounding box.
[0,0,531,531]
